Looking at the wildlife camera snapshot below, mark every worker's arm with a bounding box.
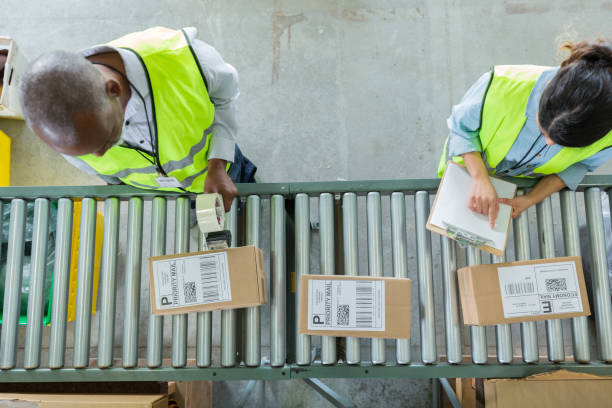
[462,151,499,228]
[184,27,239,211]
[499,175,566,218]
[445,72,492,160]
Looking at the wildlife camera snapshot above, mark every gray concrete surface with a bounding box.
[1,1,612,407]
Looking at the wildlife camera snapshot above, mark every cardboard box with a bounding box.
[0,36,28,120]
[484,370,612,408]
[298,275,411,339]
[149,246,267,316]
[458,256,590,325]
[0,393,167,408]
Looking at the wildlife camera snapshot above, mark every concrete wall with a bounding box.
[3,1,612,186]
[1,1,611,407]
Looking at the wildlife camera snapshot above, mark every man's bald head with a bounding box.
[19,50,122,156]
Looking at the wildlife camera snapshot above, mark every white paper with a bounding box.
[155,176,183,188]
[153,252,231,310]
[307,279,385,331]
[497,261,583,318]
[429,161,516,252]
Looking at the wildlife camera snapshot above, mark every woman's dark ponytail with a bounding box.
[538,39,612,148]
[560,40,612,68]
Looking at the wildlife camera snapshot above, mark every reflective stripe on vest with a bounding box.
[78,27,219,193]
[437,64,612,177]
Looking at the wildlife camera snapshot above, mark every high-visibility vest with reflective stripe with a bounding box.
[79,27,222,192]
[437,64,612,177]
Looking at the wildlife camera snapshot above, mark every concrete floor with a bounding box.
[2,1,612,407]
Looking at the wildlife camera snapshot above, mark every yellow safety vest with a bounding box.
[79,27,226,192]
[437,65,612,177]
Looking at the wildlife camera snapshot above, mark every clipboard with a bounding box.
[427,161,517,257]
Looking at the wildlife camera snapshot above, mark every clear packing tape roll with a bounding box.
[196,193,225,234]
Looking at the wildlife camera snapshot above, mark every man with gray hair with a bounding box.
[20,26,256,211]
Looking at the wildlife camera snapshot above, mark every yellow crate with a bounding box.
[0,130,10,186]
[67,200,103,321]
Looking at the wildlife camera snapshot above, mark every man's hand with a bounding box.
[469,175,499,228]
[204,159,237,212]
[498,195,534,219]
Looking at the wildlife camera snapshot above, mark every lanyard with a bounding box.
[498,134,549,175]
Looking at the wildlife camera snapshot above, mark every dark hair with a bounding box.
[538,40,612,147]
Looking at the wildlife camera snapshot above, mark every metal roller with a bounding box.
[245,195,261,367]
[73,198,97,369]
[320,193,337,365]
[367,192,386,365]
[391,192,411,365]
[492,255,513,364]
[296,194,312,366]
[585,188,612,362]
[48,198,74,369]
[196,231,212,368]
[536,197,565,363]
[0,199,26,369]
[342,193,361,365]
[147,197,166,368]
[559,190,590,363]
[513,191,539,364]
[219,198,238,368]
[96,197,120,369]
[270,195,286,367]
[123,197,143,368]
[171,197,189,368]
[24,199,50,369]
[440,236,461,364]
[467,247,487,364]
[414,191,437,364]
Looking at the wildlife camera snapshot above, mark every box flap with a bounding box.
[0,393,167,408]
[489,369,610,383]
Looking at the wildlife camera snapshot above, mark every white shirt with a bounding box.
[64,27,238,183]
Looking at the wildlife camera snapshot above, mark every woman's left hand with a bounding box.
[498,195,534,218]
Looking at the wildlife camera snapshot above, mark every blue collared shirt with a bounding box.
[446,67,612,190]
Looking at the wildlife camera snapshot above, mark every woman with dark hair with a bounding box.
[438,40,612,227]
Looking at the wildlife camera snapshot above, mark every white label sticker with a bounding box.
[497,261,582,318]
[307,279,385,331]
[155,176,183,188]
[152,252,232,310]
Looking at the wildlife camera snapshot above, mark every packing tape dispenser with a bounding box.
[195,193,231,250]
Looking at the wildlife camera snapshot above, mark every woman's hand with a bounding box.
[469,175,499,228]
[498,195,534,219]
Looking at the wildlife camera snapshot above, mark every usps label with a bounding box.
[498,261,582,318]
[307,279,385,331]
[152,252,231,310]
[155,176,183,188]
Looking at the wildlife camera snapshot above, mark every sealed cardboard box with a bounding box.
[458,256,590,325]
[484,370,612,408]
[298,275,411,339]
[0,393,167,407]
[149,246,267,315]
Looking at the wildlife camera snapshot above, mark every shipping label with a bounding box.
[497,261,582,318]
[152,252,231,310]
[307,279,385,331]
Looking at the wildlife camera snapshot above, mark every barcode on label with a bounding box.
[200,258,220,302]
[504,281,535,296]
[184,281,197,303]
[356,281,374,328]
[545,278,567,292]
[337,305,349,326]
